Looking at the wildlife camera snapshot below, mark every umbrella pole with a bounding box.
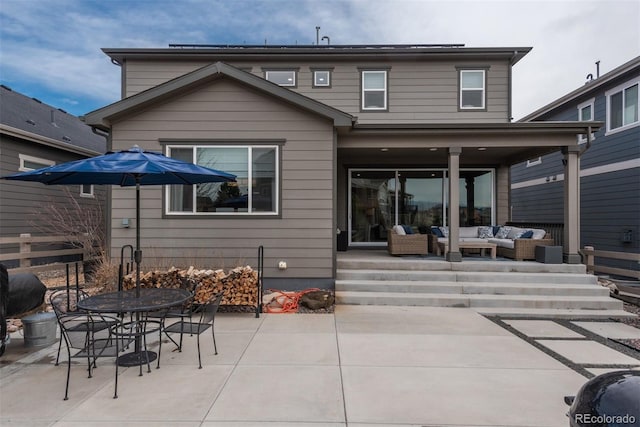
[135,181,142,298]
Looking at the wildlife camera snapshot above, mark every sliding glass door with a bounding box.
[349,168,493,245]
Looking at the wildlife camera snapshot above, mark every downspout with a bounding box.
[507,50,518,122]
[579,125,593,157]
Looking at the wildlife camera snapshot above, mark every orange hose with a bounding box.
[263,288,321,313]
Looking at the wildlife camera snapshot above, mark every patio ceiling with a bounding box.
[338,121,603,167]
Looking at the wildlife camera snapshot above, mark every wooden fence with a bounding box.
[582,245,640,280]
[0,233,86,273]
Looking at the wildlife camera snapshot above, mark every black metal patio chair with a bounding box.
[158,290,223,369]
[50,290,120,400]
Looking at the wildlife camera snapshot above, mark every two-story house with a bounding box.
[512,56,640,278]
[83,44,596,290]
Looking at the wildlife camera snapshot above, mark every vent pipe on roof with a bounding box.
[316,26,320,45]
[322,36,330,45]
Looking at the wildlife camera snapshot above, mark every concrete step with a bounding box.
[336,269,598,285]
[335,291,623,310]
[337,258,588,274]
[335,279,610,297]
[474,307,636,319]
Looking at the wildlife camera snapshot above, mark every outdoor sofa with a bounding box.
[388,226,429,256]
[428,225,554,261]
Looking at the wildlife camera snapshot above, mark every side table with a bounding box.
[535,245,563,264]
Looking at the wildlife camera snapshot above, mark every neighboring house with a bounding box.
[512,56,640,278]
[0,85,108,266]
[83,44,597,289]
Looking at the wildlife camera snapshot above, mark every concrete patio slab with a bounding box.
[537,340,640,365]
[258,313,336,333]
[572,321,640,339]
[60,365,233,423]
[341,366,584,426]
[335,305,511,336]
[54,422,200,427]
[203,423,345,427]
[240,333,339,365]
[338,334,567,369]
[215,313,265,333]
[587,367,640,376]
[206,365,345,423]
[504,319,584,338]
[158,332,255,366]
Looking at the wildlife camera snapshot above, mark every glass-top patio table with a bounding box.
[78,288,191,366]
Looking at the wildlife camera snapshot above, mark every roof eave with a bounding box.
[0,124,102,156]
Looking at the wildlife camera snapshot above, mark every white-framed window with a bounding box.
[459,69,486,109]
[166,145,279,215]
[265,70,296,87]
[361,70,387,110]
[526,157,542,167]
[606,79,639,134]
[18,154,54,171]
[577,98,595,144]
[313,70,331,87]
[80,184,94,198]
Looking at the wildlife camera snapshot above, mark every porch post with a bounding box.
[562,146,581,264]
[447,147,462,262]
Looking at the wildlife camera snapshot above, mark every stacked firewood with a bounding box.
[122,265,258,306]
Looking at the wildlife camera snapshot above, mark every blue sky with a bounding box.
[1,0,638,120]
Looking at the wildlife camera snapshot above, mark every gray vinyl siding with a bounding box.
[123,58,510,124]
[109,77,335,280]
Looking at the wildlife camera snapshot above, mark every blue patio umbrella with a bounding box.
[3,146,236,295]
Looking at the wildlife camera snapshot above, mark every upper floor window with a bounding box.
[361,70,387,110]
[606,79,639,134]
[577,98,595,144]
[459,69,486,109]
[265,70,296,87]
[313,70,331,88]
[166,144,279,215]
[526,157,542,167]
[18,154,54,171]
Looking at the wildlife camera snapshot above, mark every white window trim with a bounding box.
[18,154,55,171]
[460,69,486,110]
[361,70,387,111]
[80,184,94,198]
[577,97,595,144]
[313,70,331,87]
[526,157,542,167]
[605,78,639,135]
[165,145,279,216]
[265,70,296,87]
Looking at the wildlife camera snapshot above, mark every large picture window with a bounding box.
[606,79,639,133]
[166,145,278,215]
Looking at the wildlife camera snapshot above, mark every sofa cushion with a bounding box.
[489,238,514,249]
[459,227,480,238]
[495,226,511,239]
[531,228,547,240]
[392,225,406,235]
[478,226,494,239]
[520,230,534,239]
[437,237,447,244]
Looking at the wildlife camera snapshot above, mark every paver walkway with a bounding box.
[1,305,639,426]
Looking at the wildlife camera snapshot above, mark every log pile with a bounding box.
[122,265,258,306]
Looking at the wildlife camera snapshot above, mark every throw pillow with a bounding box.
[431,227,444,238]
[495,226,511,239]
[520,230,534,239]
[439,226,449,237]
[478,226,494,239]
[507,227,525,240]
[492,225,501,236]
[402,225,413,235]
[392,225,406,235]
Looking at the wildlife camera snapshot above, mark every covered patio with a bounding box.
[336,122,601,263]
